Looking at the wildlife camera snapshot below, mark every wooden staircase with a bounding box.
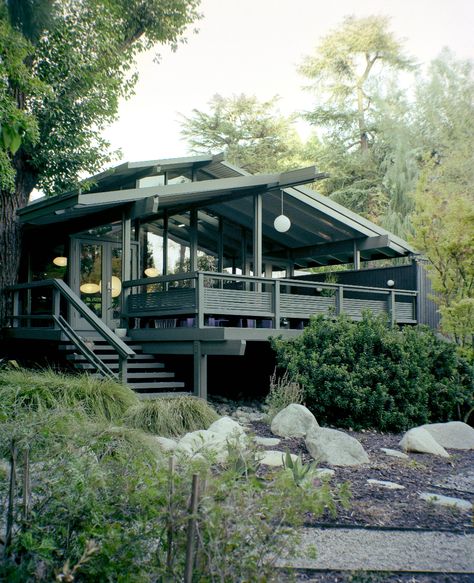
[60,338,187,397]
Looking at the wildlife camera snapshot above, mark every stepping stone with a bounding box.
[254,436,281,447]
[434,471,474,495]
[260,450,297,467]
[419,492,472,511]
[367,479,405,490]
[380,447,409,460]
[315,468,335,479]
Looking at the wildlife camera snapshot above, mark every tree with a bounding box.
[0,0,200,326]
[180,93,310,173]
[410,51,474,352]
[299,16,416,224]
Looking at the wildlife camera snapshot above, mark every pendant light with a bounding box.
[53,256,68,267]
[274,190,291,233]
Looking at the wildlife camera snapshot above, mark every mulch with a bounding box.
[249,421,474,533]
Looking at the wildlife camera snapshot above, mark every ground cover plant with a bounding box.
[0,367,139,422]
[272,313,474,431]
[124,395,219,437]
[0,368,350,581]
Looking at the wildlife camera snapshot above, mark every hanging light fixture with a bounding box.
[80,282,100,294]
[110,276,122,298]
[144,267,159,277]
[53,256,68,267]
[274,190,291,233]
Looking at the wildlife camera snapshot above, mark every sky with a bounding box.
[102,0,474,164]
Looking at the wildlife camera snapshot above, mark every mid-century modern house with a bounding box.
[3,154,436,398]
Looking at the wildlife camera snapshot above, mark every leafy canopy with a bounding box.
[180,93,310,173]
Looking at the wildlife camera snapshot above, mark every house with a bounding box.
[4,154,430,398]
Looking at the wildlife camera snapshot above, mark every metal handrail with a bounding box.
[8,279,135,380]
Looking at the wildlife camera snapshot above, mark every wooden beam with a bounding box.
[253,193,263,277]
[193,340,207,399]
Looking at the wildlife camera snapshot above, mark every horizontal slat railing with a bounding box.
[123,271,418,330]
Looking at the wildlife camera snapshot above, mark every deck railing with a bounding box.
[123,271,418,329]
[7,279,135,380]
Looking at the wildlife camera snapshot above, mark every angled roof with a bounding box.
[20,154,415,267]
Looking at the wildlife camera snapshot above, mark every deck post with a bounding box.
[190,208,198,273]
[121,208,132,327]
[53,287,61,328]
[388,290,396,327]
[118,355,127,384]
[274,280,281,329]
[193,340,207,400]
[12,290,20,328]
[253,193,263,279]
[163,211,169,276]
[197,272,204,328]
[336,286,344,315]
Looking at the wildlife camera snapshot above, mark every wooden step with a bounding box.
[126,372,175,379]
[137,391,192,400]
[131,381,185,390]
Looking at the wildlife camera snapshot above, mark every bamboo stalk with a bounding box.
[184,474,200,583]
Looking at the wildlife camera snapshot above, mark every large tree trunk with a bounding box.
[0,156,37,331]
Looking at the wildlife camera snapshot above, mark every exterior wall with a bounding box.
[294,260,441,329]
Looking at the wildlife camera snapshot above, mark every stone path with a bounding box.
[282,527,474,573]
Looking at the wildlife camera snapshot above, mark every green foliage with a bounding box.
[0,368,138,422]
[124,395,219,437]
[282,451,319,487]
[272,313,473,431]
[265,368,304,421]
[180,93,311,173]
[0,403,350,581]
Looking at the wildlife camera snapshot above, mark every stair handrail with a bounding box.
[53,315,117,380]
[9,279,135,379]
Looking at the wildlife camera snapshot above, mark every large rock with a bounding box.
[399,427,450,457]
[153,436,178,453]
[421,421,474,450]
[271,404,319,438]
[176,429,228,462]
[305,426,370,466]
[208,416,246,439]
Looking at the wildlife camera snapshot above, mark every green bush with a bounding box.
[271,313,473,432]
[0,406,350,581]
[0,368,139,422]
[124,395,219,437]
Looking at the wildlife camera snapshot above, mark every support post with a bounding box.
[253,193,263,278]
[121,208,132,328]
[336,286,344,315]
[388,290,396,327]
[217,217,224,273]
[190,208,198,273]
[193,341,207,400]
[12,290,20,328]
[274,280,281,329]
[118,355,127,384]
[353,241,361,270]
[197,272,204,329]
[163,211,169,276]
[53,288,61,328]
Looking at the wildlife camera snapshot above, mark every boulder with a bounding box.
[176,429,228,462]
[271,404,319,438]
[399,427,450,457]
[367,479,405,490]
[305,426,370,466]
[153,436,178,453]
[208,416,246,439]
[260,450,298,467]
[254,436,281,447]
[380,447,409,460]
[419,492,472,512]
[421,421,474,450]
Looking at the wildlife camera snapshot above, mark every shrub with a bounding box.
[124,395,219,437]
[265,368,304,421]
[0,368,138,422]
[271,313,473,432]
[0,406,350,581]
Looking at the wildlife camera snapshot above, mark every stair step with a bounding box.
[126,372,175,379]
[67,353,157,363]
[74,361,165,371]
[59,343,143,352]
[131,382,185,390]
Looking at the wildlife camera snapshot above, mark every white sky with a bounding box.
[103,0,474,164]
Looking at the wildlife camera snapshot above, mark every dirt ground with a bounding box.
[250,420,473,532]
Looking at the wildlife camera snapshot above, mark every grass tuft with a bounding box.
[125,395,219,437]
[0,368,138,422]
[265,369,304,422]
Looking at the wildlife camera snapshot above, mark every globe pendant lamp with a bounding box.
[274,190,291,233]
